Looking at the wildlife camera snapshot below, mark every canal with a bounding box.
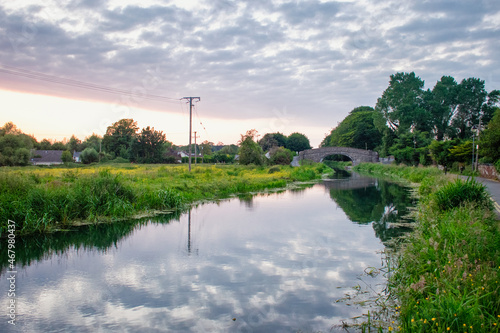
[0,174,416,332]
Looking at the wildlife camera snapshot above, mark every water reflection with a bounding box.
[326,173,416,243]
[0,176,415,332]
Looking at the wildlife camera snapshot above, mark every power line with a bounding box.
[0,64,181,104]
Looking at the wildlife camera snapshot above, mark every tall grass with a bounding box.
[0,164,327,234]
[354,163,500,332]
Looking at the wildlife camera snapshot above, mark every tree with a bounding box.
[200,140,213,158]
[426,76,459,140]
[81,134,102,152]
[375,72,429,134]
[322,106,382,150]
[0,131,35,166]
[102,119,139,159]
[450,78,499,140]
[39,139,52,150]
[67,135,82,153]
[428,139,459,167]
[481,107,500,162]
[449,141,473,163]
[61,150,73,163]
[219,144,239,155]
[80,148,99,164]
[269,146,293,165]
[131,126,166,163]
[285,132,311,152]
[258,133,287,151]
[238,130,264,165]
[388,131,431,165]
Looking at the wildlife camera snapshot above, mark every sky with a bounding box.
[0,0,499,147]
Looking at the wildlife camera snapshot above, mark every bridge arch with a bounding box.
[298,147,379,166]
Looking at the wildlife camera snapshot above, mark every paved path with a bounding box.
[456,174,500,218]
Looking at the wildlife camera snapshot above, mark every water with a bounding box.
[0,175,415,332]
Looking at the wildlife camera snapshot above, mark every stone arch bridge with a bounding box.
[298,147,379,166]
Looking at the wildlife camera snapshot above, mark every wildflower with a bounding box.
[411,319,415,323]
[447,328,450,331]
[432,318,436,321]
[388,327,393,331]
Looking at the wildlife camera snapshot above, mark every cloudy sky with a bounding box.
[1,0,499,146]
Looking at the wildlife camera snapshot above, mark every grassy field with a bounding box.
[0,163,330,235]
[354,163,500,332]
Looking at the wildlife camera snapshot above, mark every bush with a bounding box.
[269,147,293,165]
[81,148,99,164]
[433,178,493,211]
[61,150,73,163]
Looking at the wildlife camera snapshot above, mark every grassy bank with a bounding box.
[354,163,500,332]
[0,163,329,235]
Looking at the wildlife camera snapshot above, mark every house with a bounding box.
[73,151,81,163]
[31,150,64,166]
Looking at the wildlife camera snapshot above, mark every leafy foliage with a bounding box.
[238,130,264,165]
[323,106,382,150]
[481,107,500,162]
[268,146,293,165]
[61,150,73,163]
[285,132,311,152]
[81,148,99,164]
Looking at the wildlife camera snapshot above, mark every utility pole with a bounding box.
[475,119,482,172]
[193,131,200,165]
[181,97,200,172]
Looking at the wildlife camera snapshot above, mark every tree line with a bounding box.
[322,72,500,171]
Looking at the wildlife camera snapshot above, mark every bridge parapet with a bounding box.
[298,147,379,166]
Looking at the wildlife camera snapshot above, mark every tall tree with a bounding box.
[102,119,139,159]
[81,134,102,152]
[481,107,500,162]
[258,132,287,151]
[200,140,213,157]
[285,132,311,152]
[322,106,382,150]
[450,78,499,139]
[131,126,166,163]
[238,130,264,165]
[426,76,459,140]
[375,72,429,134]
[67,135,82,153]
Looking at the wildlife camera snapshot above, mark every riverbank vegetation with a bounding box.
[0,163,329,235]
[354,163,500,332]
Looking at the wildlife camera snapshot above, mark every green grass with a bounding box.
[354,163,500,332]
[0,164,329,234]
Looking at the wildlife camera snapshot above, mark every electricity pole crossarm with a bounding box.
[181,97,200,172]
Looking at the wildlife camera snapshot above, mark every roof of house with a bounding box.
[31,150,63,164]
[73,151,81,158]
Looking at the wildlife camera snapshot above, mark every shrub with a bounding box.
[269,147,293,165]
[61,150,73,163]
[433,178,493,211]
[81,148,99,164]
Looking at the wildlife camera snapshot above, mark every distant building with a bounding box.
[31,150,64,166]
[73,151,81,163]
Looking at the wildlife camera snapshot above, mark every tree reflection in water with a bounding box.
[325,174,416,243]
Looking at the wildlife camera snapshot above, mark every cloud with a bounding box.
[0,0,499,144]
